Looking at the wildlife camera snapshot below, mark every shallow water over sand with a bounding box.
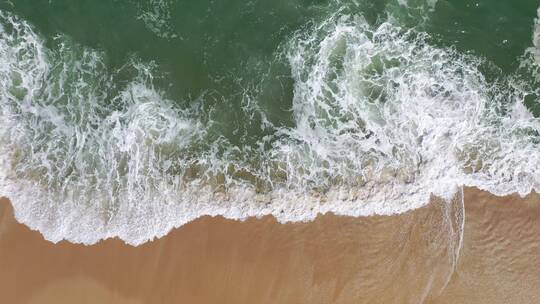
[1,189,539,303]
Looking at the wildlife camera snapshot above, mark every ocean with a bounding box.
[0,0,539,245]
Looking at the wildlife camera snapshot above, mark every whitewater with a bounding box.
[1,5,540,245]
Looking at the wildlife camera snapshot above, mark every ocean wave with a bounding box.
[0,9,539,245]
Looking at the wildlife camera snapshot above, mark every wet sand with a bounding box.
[0,188,539,304]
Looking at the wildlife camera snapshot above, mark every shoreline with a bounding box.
[1,186,535,247]
[1,188,540,303]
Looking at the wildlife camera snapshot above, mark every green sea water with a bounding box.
[3,0,539,120]
[1,0,539,244]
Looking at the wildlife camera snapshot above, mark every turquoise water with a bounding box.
[0,0,539,244]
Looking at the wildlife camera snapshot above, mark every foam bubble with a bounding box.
[137,0,178,39]
[1,9,540,245]
[535,8,540,47]
[532,7,540,64]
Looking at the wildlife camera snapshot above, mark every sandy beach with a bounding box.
[0,188,539,304]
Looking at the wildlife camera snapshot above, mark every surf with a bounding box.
[0,4,539,245]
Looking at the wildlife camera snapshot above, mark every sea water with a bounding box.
[0,0,539,245]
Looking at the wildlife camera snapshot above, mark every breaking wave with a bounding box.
[0,8,539,245]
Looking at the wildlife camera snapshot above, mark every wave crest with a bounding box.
[1,11,539,245]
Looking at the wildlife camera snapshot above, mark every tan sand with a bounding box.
[0,188,539,304]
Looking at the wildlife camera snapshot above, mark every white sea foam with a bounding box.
[0,10,539,245]
[532,7,540,65]
[137,0,178,39]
